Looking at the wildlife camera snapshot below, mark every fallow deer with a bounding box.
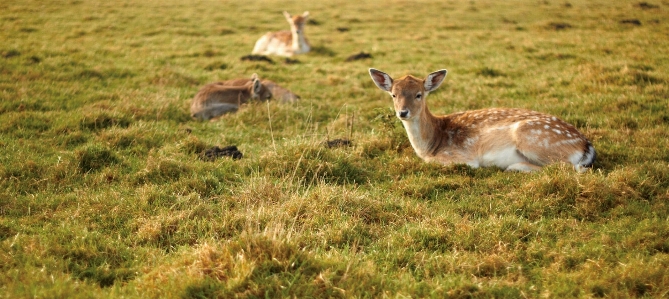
[215,78,300,103]
[252,11,311,57]
[368,68,596,172]
[190,73,272,121]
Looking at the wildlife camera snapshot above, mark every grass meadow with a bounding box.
[2,0,669,297]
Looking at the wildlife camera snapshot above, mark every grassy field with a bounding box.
[1,0,669,297]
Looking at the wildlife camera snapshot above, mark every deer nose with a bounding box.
[398,110,410,119]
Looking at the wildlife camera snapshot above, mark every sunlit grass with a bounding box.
[1,0,669,297]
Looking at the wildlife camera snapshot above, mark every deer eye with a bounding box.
[416,93,422,99]
[391,94,396,98]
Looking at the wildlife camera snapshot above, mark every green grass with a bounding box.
[1,0,669,297]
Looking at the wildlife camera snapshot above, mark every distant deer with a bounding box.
[252,11,311,57]
[190,73,272,121]
[368,68,596,172]
[216,78,300,103]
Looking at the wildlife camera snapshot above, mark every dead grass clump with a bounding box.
[574,256,669,297]
[475,254,511,277]
[138,229,331,297]
[135,212,187,245]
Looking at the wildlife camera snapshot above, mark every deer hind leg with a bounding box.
[512,120,593,171]
[510,121,559,167]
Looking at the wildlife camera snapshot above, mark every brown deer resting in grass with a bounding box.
[368,68,596,172]
[252,11,311,57]
[216,78,300,103]
[190,73,272,121]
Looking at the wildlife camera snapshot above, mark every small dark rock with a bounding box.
[620,19,642,26]
[200,146,243,161]
[240,54,274,64]
[345,51,372,62]
[501,18,517,24]
[28,56,41,64]
[547,22,572,30]
[324,139,352,148]
[336,27,350,32]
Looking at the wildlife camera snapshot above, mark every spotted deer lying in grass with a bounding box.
[368,68,596,172]
[216,78,300,103]
[190,73,272,121]
[252,11,311,57]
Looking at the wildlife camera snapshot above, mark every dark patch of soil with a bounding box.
[620,19,642,25]
[547,22,572,30]
[200,146,243,161]
[336,27,350,32]
[284,58,300,64]
[345,51,372,62]
[636,2,659,9]
[2,49,21,58]
[324,139,353,148]
[240,55,274,64]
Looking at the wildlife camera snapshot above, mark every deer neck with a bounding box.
[400,107,442,157]
[291,28,309,52]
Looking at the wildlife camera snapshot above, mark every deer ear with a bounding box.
[252,76,262,94]
[424,70,448,92]
[302,11,309,18]
[283,11,292,20]
[369,68,393,92]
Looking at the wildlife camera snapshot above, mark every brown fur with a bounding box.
[216,78,300,103]
[190,74,272,121]
[252,11,311,57]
